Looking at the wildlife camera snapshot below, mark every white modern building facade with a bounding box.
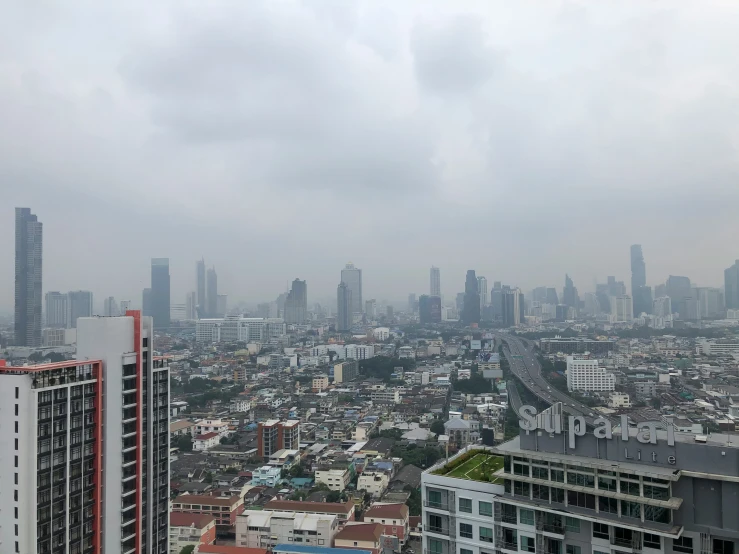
[196,317,286,343]
[236,510,338,549]
[566,357,616,392]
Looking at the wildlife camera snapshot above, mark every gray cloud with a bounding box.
[1,0,739,311]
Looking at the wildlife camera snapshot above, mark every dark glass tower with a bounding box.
[462,270,481,324]
[15,207,42,346]
[150,258,170,329]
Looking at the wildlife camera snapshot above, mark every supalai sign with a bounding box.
[518,405,677,464]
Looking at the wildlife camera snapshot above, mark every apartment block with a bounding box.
[236,510,339,549]
[566,356,616,392]
[257,420,301,460]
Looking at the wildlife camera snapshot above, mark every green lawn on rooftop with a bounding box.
[435,453,504,484]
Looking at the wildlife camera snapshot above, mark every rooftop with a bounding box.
[431,450,504,484]
[275,546,372,554]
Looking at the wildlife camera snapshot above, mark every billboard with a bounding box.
[470,340,482,350]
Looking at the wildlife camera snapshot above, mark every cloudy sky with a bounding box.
[2,0,739,311]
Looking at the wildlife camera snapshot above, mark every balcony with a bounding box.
[501,513,517,525]
[424,501,451,511]
[500,541,518,552]
[427,526,450,536]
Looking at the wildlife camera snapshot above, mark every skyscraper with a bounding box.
[45,291,69,328]
[462,270,481,325]
[151,258,170,329]
[430,266,441,297]
[419,295,442,324]
[630,245,646,289]
[336,282,353,331]
[477,276,488,310]
[546,288,559,305]
[408,293,417,314]
[502,288,522,326]
[563,274,579,312]
[142,288,152,317]
[104,296,118,316]
[341,263,363,314]
[666,275,692,318]
[206,267,218,318]
[15,207,43,346]
[186,291,197,320]
[196,258,206,318]
[68,290,94,328]
[725,260,739,310]
[284,279,308,324]
[0,311,170,554]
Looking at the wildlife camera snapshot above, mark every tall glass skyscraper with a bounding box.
[430,266,441,297]
[341,263,363,314]
[151,258,170,329]
[15,207,43,346]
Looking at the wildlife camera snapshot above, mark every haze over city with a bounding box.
[3,0,739,309]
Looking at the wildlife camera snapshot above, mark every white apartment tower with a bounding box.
[566,356,616,392]
[431,266,441,297]
[0,311,170,554]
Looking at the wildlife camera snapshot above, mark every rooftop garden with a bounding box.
[432,450,504,484]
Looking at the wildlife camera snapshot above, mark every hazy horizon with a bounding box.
[3,1,739,311]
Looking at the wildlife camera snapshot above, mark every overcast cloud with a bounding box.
[2,0,739,310]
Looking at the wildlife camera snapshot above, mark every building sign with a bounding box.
[518,405,676,464]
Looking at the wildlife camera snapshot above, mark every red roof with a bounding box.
[170,511,216,529]
[198,547,269,554]
[265,499,354,515]
[364,503,409,520]
[335,523,383,543]
[196,432,220,440]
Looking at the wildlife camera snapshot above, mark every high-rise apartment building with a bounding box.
[284,279,308,324]
[419,295,442,324]
[462,270,481,325]
[119,300,132,314]
[186,292,197,320]
[150,258,170,329]
[430,266,441,297]
[217,294,227,318]
[340,263,362,314]
[206,267,218,319]
[562,274,579,312]
[68,290,94,328]
[142,288,152,317]
[103,296,118,317]
[502,288,523,327]
[15,207,43,346]
[257,420,300,460]
[336,282,353,332]
[725,260,739,310]
[477,276,488,310]
[611,295,634,322]
[630,244,646,289]
[653,296,673,318]
[196,258,206,318]
[364,299,377,319]
[0,311,170,554]
[408,293,417,314]
[45,291,69,328]
[566,355,616,391]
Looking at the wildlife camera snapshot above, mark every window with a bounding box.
[551,488,565,503]
[713,540,734,554]
[592,523,609,540]
[479,501,493,517]
[551,469,564,482]
[459,498,472,513]
[428,490,442,508]
[620,481,640,496]
[643,484,669,500]
[461,549,473,554]
[598,496,618,514]
[428,514,443,534]
[459,523,473,539]
[514,481,530,497]
[644,534,661,549]
[514,462,530,476]
[598,476,617,492]
[566,546,581,554]
[673,537,693,554]
[567,472,594,488]
[428,539,443,554]
[480,527,494,543]
[521,536,536,553]
[564,517,580,533]
[594,551,610,554]
[532,466,548,479]
[621,500,641,519]
[644,505,670,524]
[519,509,535,526]
[567,491,595,509]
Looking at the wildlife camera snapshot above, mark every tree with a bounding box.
[326,490,342,503]
[177,435,193,452]
[430,419,445,435]
[204,472,213,484]
[180,546,196,554]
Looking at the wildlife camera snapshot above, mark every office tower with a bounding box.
[430,266,441,296]
[14,207,43,346]
[256,303,271,318]
[696,287,724,319]
[610,295,634,322]
[150,258,170,329]
[491,283,504,322]
[364,299,377,319]
[386,305,394,318]
[477,276,488,310]
[630,244,646,288]
[196,258,206,318]
[461,270,481,325]
[284,279,308,324]
[206,267,218,318]
[456,292,465,313]
[653,296,673,317]
[633,285,653,316]
[419,295,442,324]
[725,260,739,310]
[502,288,522,326]
[186,292,197,320]
[555,304,570,321]
[654,283,667,298]
[68,290,94,328]
[545,287,559,305]
[0,312,170,554]
[217,294,228,318]
[408,293,417,314]
[142,288,152,317]
[45,291,69,328]
[336,282,352,332]
[340,263,363,314]
[119,300,131,313]
[562,274,579,312]
[666,275,692,318]
[104,296,118,317]
[532,287,548,303]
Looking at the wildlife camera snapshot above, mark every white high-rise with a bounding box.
[430,266,441,297]
[45,291,69,328]
[610,295,633,322]
[341,263,363,314]
[653,296,672,317]
[478,276,488,309]
[566,356,616,391]
[103,296,118,316]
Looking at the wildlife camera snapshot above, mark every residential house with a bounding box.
[362,503,409,547]
[334,523,384,554]
[172,493,245,531]
[169,512,217,554]
[236,510,339,549]
[194,432,221,451]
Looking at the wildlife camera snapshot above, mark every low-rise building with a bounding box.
[313,375,329,392]
[171,419,195,438]
[251,465,283,487]
[334,523,384,554]
[363,503,409,547]
[265,500,356,522]
[357,469,390,498]
[315,467,352,492]
[608,392,632,408]
[169,512,217,554]
[196,418,231,437]
[194,431,221,451]
[172,494,245,530]
[236,510,339,550]
[370,389,400,404]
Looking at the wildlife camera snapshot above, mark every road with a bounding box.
[499,333,613,427]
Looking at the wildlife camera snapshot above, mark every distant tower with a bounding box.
[462,270,481,324]
[196,258,206,317]
[337,282,353,332]
[430,266,441,297]
[477,276,488,310]
[285,279,308,324]
[206,267,218,318]
[15,207,43,346]
[68,290,93,328]
[151,258,171,329]
[45,291,69,329]
[341,263,363,314]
